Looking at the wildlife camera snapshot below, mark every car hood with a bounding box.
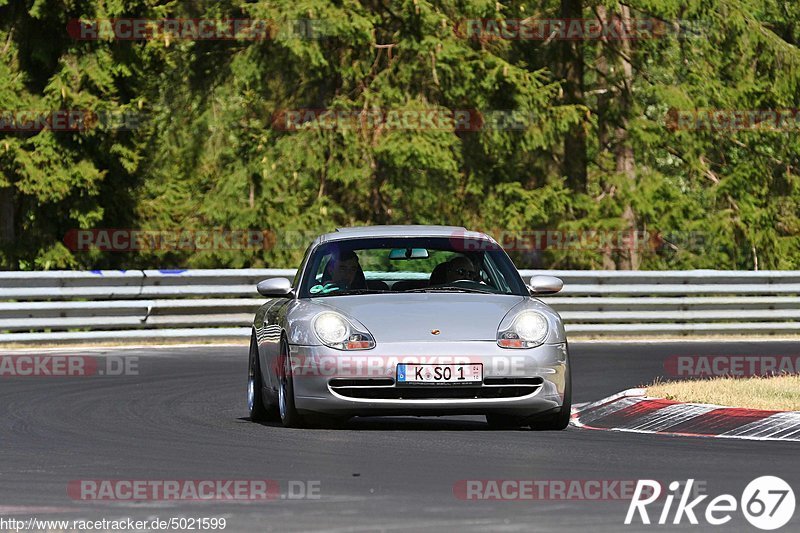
[310,293,528,342]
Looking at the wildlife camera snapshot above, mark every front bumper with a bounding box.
[288,341,569,417]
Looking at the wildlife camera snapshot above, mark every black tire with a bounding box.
[277,337,304,428]
[530,365,572,431]
[247,331,275,422]
[485,413,526,429]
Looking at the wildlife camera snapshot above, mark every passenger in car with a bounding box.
[429,261,451,285]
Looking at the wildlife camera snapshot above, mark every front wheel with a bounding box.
[277,338,304,428]
[247,332,275,422]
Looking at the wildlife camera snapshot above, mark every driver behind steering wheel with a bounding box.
[445,256,479,283]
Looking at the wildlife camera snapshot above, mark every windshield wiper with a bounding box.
[406,286,492,294]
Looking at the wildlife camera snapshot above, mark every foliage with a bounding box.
[0,0,798,270]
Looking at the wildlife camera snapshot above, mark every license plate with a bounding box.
[396,364,483,385]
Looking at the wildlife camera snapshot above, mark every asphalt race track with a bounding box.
[1,341,799,532]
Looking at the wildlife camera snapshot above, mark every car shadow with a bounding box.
[236,415,559,431]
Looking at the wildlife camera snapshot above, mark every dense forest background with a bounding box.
[1,0,799,271]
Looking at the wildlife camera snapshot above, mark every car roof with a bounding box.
[314,225,490,244]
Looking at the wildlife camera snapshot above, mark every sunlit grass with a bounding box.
[646,374,800,411]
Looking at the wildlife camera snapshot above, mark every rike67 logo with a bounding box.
[626,477,795,530]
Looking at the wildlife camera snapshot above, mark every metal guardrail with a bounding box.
[0,269,798,342]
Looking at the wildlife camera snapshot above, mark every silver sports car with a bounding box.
[247,225,571,429]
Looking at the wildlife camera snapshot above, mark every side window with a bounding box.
[303,251,339,291]
[293,244,314,290]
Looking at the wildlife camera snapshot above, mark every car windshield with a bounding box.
[299,236,528,298]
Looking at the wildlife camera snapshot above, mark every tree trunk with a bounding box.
[615,5,639,270]
[559,0,587,193]
[0,186,15,245]
[595,6,616,270]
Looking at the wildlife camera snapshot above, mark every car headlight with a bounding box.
[315,313,349,344]
[313,312,375,350]
[497,311,548,348]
